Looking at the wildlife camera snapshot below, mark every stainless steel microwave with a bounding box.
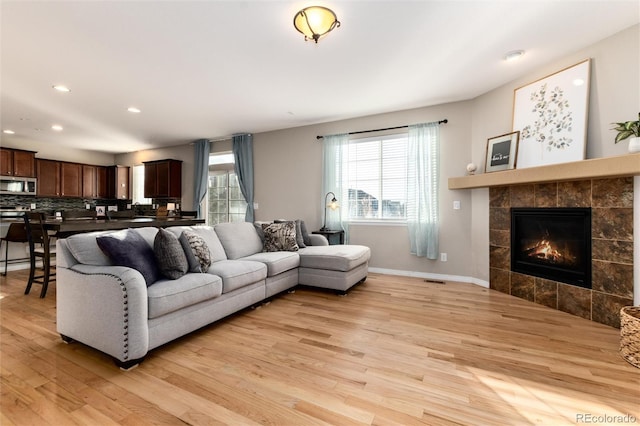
[0,176,37,195]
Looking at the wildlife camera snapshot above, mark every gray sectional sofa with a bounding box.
[55,222,370,369]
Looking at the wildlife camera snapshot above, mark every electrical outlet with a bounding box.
[453,200,461,210]
[30,203,36,209]
[253,202,259,210]
[440,253,448,262]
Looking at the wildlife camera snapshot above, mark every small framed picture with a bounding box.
[485,131,520,173]
[95,206,106,217]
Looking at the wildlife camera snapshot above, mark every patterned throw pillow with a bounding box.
[180,230,212,272]
[274,219,306,248]
[262,222,299,252]
[154,228,189,280]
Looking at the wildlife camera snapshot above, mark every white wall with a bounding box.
[1,138,116,165]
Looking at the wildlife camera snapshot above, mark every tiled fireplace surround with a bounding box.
[489,177,634,328]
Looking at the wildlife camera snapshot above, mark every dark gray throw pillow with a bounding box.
[97,229,160,286]
[179,231,202,273]
[154,228,189,280]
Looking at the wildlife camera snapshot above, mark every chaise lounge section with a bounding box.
[56,222,370,369]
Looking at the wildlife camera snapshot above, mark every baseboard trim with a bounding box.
[368,267,490,288]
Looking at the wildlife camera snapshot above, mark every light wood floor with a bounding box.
[1,269,639,425]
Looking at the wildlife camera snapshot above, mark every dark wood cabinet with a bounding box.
[97,166,109,198]
[0,148,36,177]
[107,165,130,200]
[37,159,129,200]
[60,162,82,197]
[36,159,61,197]
[144,159,181,198]
[82,165,97,198]
[143,162,157,198]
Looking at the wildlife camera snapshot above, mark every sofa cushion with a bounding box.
[154,228,189,279]
[97,229,161,286]
[215,222,263,259]
[180,230,212,272]
[298,245,371,272]
[147,273,223,319]
[206,260,267,293]
[262,222,299,252]
[65,230,113,266]
[242,251,300,276]
[299,220,312,246]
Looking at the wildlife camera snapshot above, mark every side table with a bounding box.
[312,229,345,245]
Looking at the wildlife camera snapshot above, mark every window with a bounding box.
[207,153,247,225]
[132,164,151,205]
[343,134,408,221]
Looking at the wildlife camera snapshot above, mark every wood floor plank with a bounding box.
[2,270,639,425]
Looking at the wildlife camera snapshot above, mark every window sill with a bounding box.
[346,220,407,227]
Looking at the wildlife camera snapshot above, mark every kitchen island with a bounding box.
[45,217,205,238]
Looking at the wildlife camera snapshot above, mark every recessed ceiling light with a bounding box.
[51,124,64,131]
[3,129,15,134]
[127,107,141,113]
[53,85,71,92]
[504,50,525,62]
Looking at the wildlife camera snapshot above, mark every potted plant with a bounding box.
[613,112,640,153]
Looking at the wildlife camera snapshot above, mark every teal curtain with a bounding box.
[232,133,255,222]
[322,133,349,242]
[193,139,210,219]
[407,123,440,259]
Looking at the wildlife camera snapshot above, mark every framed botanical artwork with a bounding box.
[513,59,591,169]
[485,131,520,173]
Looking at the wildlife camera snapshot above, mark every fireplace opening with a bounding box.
[511,207,591,289]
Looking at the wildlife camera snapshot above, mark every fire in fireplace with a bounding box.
[511,208,591,289]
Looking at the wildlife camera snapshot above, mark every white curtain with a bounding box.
[407,123,440,259]
[322,133,350,242]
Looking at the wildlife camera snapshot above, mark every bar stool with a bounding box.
[1,219,29,275]
[24,212,56,298]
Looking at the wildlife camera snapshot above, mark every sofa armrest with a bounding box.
[56,264,149,364]
[308,234,329,246]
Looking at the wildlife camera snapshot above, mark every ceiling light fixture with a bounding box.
[293,6,340,43]
[53,85,71,92]
[51,124,64,131]
[3,130,15,134]
[127,107,141,113]
[504,50,525,62]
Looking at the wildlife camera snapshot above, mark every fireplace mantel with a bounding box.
[448,153,640,190]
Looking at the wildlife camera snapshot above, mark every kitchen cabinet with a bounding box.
[82,165,109,198]
[36,159,61,197]
[60,162,82,197]
[82,165,97,198]
[144,159,181,198]
[97,166,109,198]
[107,165,130,200]
[0,148,36,177]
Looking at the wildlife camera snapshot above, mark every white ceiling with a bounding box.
[1,1,638,154]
